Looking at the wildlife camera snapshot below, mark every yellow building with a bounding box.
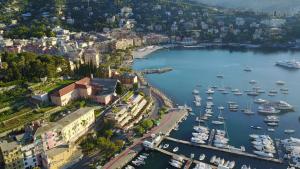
[115,38,134,50]
[59,107,95,143]
[34,107,95,169]
[0,141,24,169]
[41,145,76,169]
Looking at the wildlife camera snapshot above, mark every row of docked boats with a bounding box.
[213,129,229,148]
[264,115,280,126]
[193,162,212,169]
[192,125,209,144]
[250,134,276,158]
[210,155,235,169]
[282,137,300,168]
[130,153,149,167]
[169,156,184,168]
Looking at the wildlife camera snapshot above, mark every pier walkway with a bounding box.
[164,137,283,164]
[154,147,216,169]
[275,139,284,161]
[208,129,215,146]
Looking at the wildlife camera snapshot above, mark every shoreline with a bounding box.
[132,45,164,59]
[132,43,300,61]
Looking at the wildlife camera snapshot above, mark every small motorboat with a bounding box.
[173,147,179,152]
[210,155,216,163]
[199,154,205,161]
[212,121,224,125]
[284,129,295,134]
[163,144,169,149]
[276,81,285,85]
[267,128,275,132]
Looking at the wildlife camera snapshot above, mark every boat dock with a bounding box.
[141,67,173,74]
[275,139,284,161]
[164,136,283,164]
[208,129,215,146]
[153,147,216,169]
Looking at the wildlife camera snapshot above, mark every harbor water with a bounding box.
[132,48,300,169]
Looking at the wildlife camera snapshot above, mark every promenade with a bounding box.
[133,46,163,59]
[102,108,188,169]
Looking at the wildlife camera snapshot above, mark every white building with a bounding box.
[21,143,38,169]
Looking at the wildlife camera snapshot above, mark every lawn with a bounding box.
[33,79,75,93]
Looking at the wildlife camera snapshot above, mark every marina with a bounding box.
[133,49,300,168]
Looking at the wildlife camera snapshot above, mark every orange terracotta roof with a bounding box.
[52,77,91,97]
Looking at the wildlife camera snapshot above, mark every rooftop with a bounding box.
[57,107,94,127]
[0,141,20,152]
[34,107,94,137]
[44,144,70,158]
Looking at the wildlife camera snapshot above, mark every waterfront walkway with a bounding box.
[102,108,188,169]
[164,137,283,164]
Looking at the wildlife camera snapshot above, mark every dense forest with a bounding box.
[0,52,71,82]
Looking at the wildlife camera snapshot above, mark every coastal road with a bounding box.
[72,91,163,169]
[102,108,187,169]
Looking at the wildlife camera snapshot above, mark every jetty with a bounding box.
[208,129,215,146]
[153,147,216,169]
[141,67,173,74]
[164,137,283,164]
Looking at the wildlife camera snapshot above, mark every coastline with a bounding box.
[133,45,164,59]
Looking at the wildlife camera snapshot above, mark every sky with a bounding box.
[193,0,300,15]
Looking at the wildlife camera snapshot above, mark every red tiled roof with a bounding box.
[52,77,91,97]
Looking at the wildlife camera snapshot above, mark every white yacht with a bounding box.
[276,80,285,85]
[199,154,205,161]
[173,147,179,152]
[191,137,206,144]
[276,60,300,69]
[210,156,216,163]
[264,116,279,122]
[163,144,169,149]
[206,88,215,94]
[249,80,257,84]
[258,106,279,114]
[207,96,213,100]
[244,66,252,72]
[274,101,293,111]
[228,161,235,169]
[216,75,224,78]
[169,159,182,168]
[284,129,295,134]
[241,165,251,169]
[253,151,274,158]
[267,122,278,126]
[247,91,259,96]
[254,98,268,104]
[212,121,224,125]
[244,109,255,115]
[193,89,200,95]
[234,91,243,96]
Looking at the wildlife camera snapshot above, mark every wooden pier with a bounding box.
[164,136,283,164]
[153,147,216,169]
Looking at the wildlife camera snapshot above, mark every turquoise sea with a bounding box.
[132,48,300,169]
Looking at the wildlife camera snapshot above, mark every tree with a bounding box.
[114,140,124,149]
[116,82,124,95]
[104,129,114,139]
[134,125,145,135]
[141,119,153,130]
